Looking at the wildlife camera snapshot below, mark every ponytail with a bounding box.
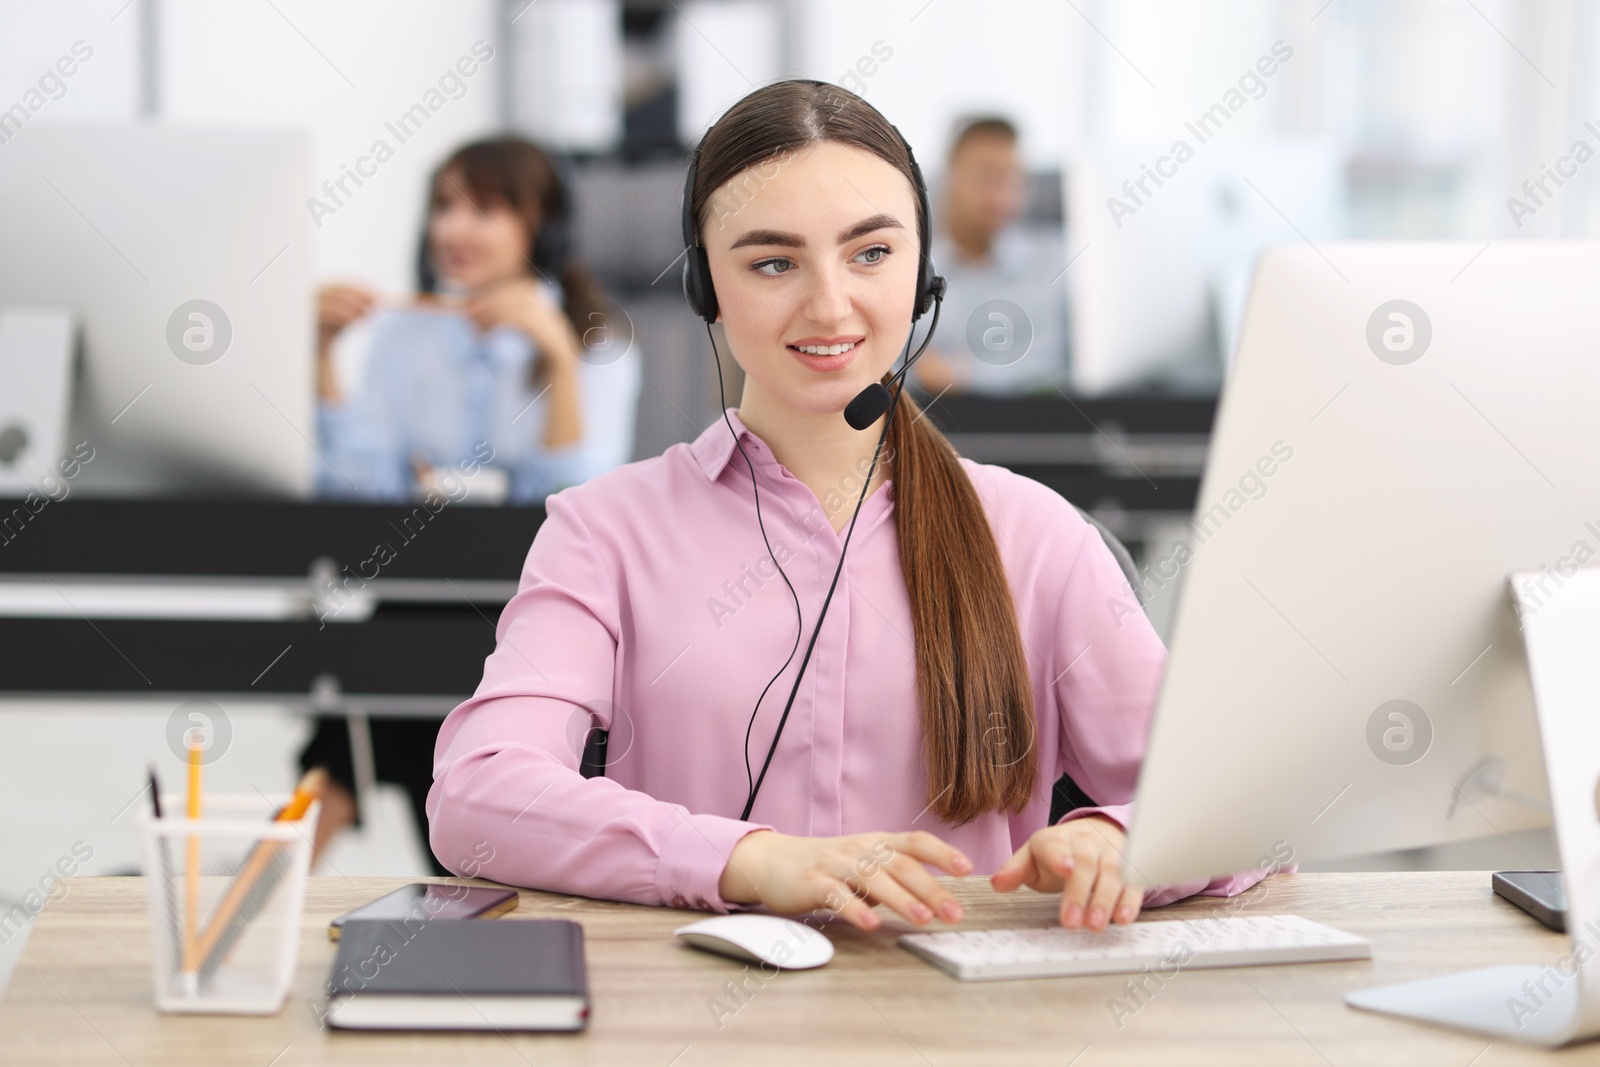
[556,261,613,357]
[525,261,615,389]
[887,383,1037,824]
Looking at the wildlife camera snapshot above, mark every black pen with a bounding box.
[148,765,181,987]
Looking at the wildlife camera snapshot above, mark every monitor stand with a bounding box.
[1346,568,1600,1047]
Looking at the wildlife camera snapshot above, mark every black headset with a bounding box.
[680,82,947,820]
[681,94,944,324]
[530,153,573,277]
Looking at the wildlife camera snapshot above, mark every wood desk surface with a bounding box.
[1,871,1593,1065]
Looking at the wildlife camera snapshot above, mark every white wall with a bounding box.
[675,0,785,142]
[512,0,624,151]
[160,0,502,295]
[784,0,1087,175]
[1084,0,1292,142]
[0,0,139,123]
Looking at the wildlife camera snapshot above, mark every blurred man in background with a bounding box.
[915,117,1071,397]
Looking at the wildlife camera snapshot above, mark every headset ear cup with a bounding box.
[912,271,946,321]
[533,217,570,276]
[682,245,718,323]
[535,153,575,276]
[925,273,946,317]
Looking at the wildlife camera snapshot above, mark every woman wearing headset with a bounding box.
[315,136,640,504]
[304,136,640,869]
[428,82,1267,931]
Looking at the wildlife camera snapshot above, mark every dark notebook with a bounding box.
[324,917,589,1031]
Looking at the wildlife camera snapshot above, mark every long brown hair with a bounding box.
[688,81,1037,824]
[418,137,613,380]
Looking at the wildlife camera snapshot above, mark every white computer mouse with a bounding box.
[675,914,835,970]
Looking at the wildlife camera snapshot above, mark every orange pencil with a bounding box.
[272,767,327,823]
[193,768,327,972]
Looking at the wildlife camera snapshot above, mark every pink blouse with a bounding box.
[428,409,1267,913]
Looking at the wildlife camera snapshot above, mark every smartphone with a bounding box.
[1491,870,1565,932]
[328,883,519,940]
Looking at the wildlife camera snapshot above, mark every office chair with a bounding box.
[1049,508,1145,822]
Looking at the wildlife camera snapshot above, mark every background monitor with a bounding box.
[0,306,75,495]
[1064,138,1344,396]
[0,124,314,497]
[1124,241,1600,888]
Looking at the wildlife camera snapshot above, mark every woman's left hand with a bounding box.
[464,279,580,372]
[990,815,1144,930]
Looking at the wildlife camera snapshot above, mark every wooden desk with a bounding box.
[0,872,1590,1065]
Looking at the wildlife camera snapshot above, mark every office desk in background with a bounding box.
[0,394,1212,705]
[0,500,535,709]
[0,872,1580,1065]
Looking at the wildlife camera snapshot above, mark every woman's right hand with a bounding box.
[317,283,377,343]
[717,829,972,930]
[314,284,377,402]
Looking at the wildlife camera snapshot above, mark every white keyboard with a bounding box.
[899,914,1371,981]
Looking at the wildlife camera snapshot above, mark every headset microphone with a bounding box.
[843,386,890,431]
[843,275,946,430]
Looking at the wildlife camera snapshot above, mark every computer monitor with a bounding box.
[1064,138,1344,395]
[0,124,314,496]
[1124,241,1600,894]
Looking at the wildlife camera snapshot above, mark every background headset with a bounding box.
[680,83,948,819]
[530,151,573,278]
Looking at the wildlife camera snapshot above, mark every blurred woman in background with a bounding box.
[305,137,641,869]
[316,135,641,504]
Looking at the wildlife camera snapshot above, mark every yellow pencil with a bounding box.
[182,733,202,988]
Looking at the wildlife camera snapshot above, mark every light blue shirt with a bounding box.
[929,225,1072,396]
[316,295,642,503]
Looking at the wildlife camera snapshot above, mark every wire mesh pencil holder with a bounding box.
[138,793,318,1014]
